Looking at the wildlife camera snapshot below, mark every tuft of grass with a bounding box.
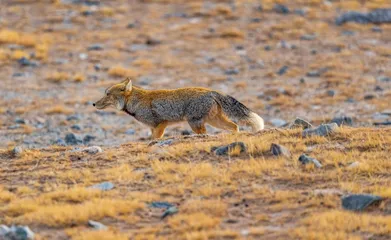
[46,72,70,83]
[108,66,139,78]
[45,105,73,115]
[17,199,144,227]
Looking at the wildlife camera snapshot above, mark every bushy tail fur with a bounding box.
[211,92,264,132]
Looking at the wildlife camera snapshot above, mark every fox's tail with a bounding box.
[211,92,264,132]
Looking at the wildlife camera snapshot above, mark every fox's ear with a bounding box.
[125,79,132,91]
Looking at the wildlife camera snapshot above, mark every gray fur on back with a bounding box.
[123,89,250,127]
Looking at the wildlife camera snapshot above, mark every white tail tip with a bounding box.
[248,112,264,132]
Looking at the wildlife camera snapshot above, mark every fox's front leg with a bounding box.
[151,122,168,139]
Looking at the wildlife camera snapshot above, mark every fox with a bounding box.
[93,78,264,139]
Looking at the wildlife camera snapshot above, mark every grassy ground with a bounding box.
[1,128,391,239]
[1,0,391,239]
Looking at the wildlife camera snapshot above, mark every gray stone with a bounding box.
[79,53,88,60]
[274,4,289,14]
[66,114,81,121]
[12,146,23,157]
[306,67,328,78]
[149,201,174,209]
[65,133,83,145]
[298,154,322,168]
[71,124,81,130]
[270,143,291,158]
[55,138,66,146]
[18,57,38,67]
[161,206,178,219]
[302,123,338,137]
[330,116,353,126]
[342,194,382,211]
[87,44,104,51]
[14,118,26,124]
[82,146,103,154]
[270,118,287,127]
[225,68,240,75]
[336,9,391,25]
[377,76,391,82]
[83,135,96,144]
[212,142,247,156]
[347,161,360,169]
[289,118,312,129]
[2,225,35,240]
[8,125,20,130]
[301,34,316,41]
[374,121,391,126]
[0,225,10,236]
[276,66,289,75]
[125,129,136,135]
[326,90,336,97]
[89,182,114,191]
[88,220,107,230]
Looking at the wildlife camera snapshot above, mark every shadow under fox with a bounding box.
[93,78,264,139]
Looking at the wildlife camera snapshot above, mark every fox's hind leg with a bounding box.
[188,119,207,134]
[151,122,168,139]
[206,112,239,132]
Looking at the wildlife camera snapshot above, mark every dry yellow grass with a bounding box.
[108,66,139,78]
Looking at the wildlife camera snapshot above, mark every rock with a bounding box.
[0,225,10,236]
[336,9,391,25]
[71,124,81,130]
[79,53,88,60]
[65,133,83,145]
[125,129,135,135]
[14,118,26,124]
[276,66,289,75]
[66,114,81,121]
[330,116,353,126]
[302,123,338,137]
[17,57,38,67]
[374,121,391,126]
[270,143,291,158]
[306,67,328,77]
[149,139,174,147]
[87,44,104,51]
[381,110,391,116]
[289,118,312,129]
[294,9,306,16]
[264,45,272,51]
[12,146,23,157]
[161,206,178,219]
[89,182,114,191]
[347,161,360,169]
[301,34,316,41]
[364,94,376,100]
[88,220,107,230]
[149,201,174,209]
[225,68,240,75]
[212,142,247,156]
[8,125,21,130]
[181,130,192,136]
[377,76,391,82]
[83,135,96,144]
[146,38,161,46]
[336,11,371,25]
[55,138,66,146]
[274,4,289,14]
[0,225,35,240]
[326,90,336,97]
[270,118,287,127]
[82,146,102,154]
[298,154,322,168]
[372,26,382,32]
[341,194,382,211]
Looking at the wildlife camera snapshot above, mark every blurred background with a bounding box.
[0,0,390,148]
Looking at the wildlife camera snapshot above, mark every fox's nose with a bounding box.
[93,103,96,107]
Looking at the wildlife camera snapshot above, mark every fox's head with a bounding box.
[93,78,132,110]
